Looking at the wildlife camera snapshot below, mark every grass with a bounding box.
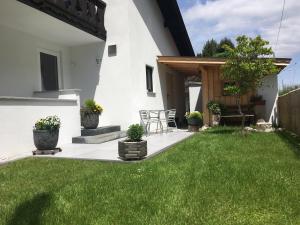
[0,127,299,225]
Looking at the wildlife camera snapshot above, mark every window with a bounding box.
[146,65,153,92]
[222,82,236,96]
[108,45,117,57]
[40,52,59,91]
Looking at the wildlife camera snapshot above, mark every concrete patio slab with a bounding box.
[36,130,194,162]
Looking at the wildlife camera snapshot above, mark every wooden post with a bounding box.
[200,66,210,126]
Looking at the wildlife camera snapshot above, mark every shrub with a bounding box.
[185,111,203,120]
[127,124,144,142]
[82,99,103,114]
[34,116,61,131]
[207,101,221,115]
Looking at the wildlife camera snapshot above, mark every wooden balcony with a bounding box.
[17,0,107,40]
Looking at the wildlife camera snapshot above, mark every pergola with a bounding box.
[158,56,291,125]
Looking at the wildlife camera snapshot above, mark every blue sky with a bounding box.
[177,0,300,88]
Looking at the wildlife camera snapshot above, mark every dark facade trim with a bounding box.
[157,0,195,56]
[17,0,107,40]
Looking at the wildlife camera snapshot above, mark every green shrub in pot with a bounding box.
[81,99,103,129]
[207,101,221,115]
[127,124,144,142]
[118,124,147,160]
[185,111,203,126]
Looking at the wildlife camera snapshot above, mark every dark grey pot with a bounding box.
[81,113,99,129]
[33,129,59,150]
[187,118,202,126]
[118,140,147,160]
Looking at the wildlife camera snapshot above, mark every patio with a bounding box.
[36,130,193,162]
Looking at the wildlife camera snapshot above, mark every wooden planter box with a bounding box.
[118,140,147,160]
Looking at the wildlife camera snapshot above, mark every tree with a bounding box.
[200,39,218,57]
[215,37,235,58]
[198,37,234,58]
[221,35,279,128]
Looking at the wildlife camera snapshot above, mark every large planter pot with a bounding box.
[81,112,99,129]
[187,118,202,132]
[211,114,221,126]
[33,129,59,150]
[118,140,147,160]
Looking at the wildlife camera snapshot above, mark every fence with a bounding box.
[278,88,300,136]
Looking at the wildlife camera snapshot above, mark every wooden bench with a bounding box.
[220,106,255,126]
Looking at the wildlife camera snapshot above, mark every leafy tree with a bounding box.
[221,35,279,128]
[200,39,218,57]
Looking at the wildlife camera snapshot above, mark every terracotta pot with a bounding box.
[118,140,147,160]
[33,129,59,150]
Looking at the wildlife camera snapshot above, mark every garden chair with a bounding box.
[166,109,177,132]
[139,110,150,136]
[148,110,163,133]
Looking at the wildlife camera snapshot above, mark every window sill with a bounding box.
[147,92,156,97]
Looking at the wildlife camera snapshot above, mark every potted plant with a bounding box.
[118,124,147,160]
[33,116,61,150]
[81,99,103,129]
[207,101,221,126]
[186,111,203,132]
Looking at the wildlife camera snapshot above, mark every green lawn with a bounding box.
[0,127,299,225]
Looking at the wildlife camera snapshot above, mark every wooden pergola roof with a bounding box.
[157,56,291,76]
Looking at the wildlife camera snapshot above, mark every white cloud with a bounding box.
[182,0,300,57]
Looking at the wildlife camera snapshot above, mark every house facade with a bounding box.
[0,0,194,159]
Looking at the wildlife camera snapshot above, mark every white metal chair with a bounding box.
[139,110,150,136]
[149,110,163,133]
[166,109,177,132]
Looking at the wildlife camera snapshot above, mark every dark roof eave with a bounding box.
[157,0,195,57]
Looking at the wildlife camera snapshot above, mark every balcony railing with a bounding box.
[17,0,107,40]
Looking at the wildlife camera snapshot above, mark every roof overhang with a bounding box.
[158,56,292,76]
[157,0,194,56]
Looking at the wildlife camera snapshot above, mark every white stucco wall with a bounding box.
[89,0,183,129]
[257,75,279,123]
[0,24,72,97]
[0,0,185,159]
[0,97,80,160]
[189,86,202,112]
[70,43,105,104]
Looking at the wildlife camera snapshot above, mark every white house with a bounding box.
[0,0,291,160]
[0,0,194,159]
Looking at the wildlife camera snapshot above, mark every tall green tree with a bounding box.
[198,37,234,58]
[221,35,279,128]
[215,37,235,58]
[199,39,218,57]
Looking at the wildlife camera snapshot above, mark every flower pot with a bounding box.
[118,140,147,160]
[33,129,59,150]
[187,118,202,126]
[81,112,99,129]
[187,118,202,132]
[211,114,221,126]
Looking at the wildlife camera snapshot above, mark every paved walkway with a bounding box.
[38,130,193,162]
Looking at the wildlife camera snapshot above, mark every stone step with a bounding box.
[72,131,127,144]
[81,126,121,137]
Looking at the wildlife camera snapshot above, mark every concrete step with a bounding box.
[72,131,127,144]
[81,126,121,136]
